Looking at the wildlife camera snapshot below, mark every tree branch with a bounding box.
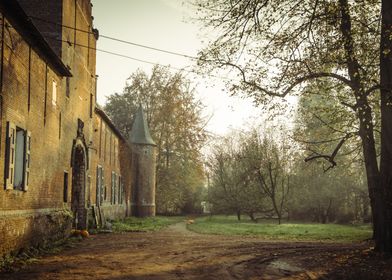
[221,61,353,97]
[304,133,354,171]
[365,84,381,96]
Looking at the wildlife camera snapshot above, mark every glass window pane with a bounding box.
[14,129,25,190]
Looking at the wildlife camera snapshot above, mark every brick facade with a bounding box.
[92,107,132,221]
[0,1,74,258]
[0,0,134,260]
[0,0,156,261]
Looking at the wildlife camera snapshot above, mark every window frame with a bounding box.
[5,122,30,191]
[96,165,104,206]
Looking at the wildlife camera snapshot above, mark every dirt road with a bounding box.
[1,222,390,280]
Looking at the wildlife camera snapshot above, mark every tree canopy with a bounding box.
[105,65,207,214]
[195,0,392,252]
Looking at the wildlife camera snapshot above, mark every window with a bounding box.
[109,133,112,165]
[111,172,117,204]
[87,175,91,207]
[96,165,104,206]
[114,139,117,168]
[52,80,57,106]
[5,122,31,191]
[63,171,68,202]
[99,118,102,158]
[103,124,106,162]
[118,175,123,204]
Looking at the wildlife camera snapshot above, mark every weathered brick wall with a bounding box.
[59,0,97,209]
[0,17,67,211]
[91,112,132,221]
[0,209,72,258]
[119,141,133,216]
[0,0,133,260]
[0,0,99,259]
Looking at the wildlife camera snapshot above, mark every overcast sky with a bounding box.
[91,0,263,136]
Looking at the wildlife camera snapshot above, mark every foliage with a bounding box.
[194,0,381,172]
[195,0,380,96]
[289,160,370,224]
[112,216,183,232]
[293,81,379,171]
[188,215,372,242]
[289,83,371,224]
[105,65,207,214]
[207,123,369,224]
[207,128,291,222]
[0,236,79,272]
[195,0,392,251]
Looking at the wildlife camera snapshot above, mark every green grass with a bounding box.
[187,215,372,242]
[112,216,183,232]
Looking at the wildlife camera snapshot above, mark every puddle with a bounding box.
[267,260,303,273]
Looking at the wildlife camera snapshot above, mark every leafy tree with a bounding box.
[242,130,291,224]
[290,87,371,224]
[105,65,207,214]
[207,129,291,223]
[293,80,378,171]
[208,136,272,221]
[195,0,392,252]
[289,160,369,224]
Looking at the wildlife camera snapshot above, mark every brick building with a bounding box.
[0,0,156,261]
[0,0,75,259]
[93,106,132,221]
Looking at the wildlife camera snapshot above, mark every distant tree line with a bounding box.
[207,125,370,225]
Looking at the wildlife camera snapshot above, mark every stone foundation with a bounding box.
[0,208,72,259]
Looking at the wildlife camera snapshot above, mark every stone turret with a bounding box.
[130,106,157,217]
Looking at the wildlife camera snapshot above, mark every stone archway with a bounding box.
[71,143,87,230]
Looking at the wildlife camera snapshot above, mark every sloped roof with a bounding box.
[130,106,156,146]
[0,0,71,77]
[94,106,128,144]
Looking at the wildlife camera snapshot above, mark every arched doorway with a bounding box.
[71,144,87,230]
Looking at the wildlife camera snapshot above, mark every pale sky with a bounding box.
[91,0,264,136]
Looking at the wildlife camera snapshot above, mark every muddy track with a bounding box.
[0,223,382,280]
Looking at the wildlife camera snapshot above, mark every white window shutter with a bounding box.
[5,122,16,190]
[23,131,31,191]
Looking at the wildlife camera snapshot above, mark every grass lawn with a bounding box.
[187,215,372,242]
[112,216,183,232]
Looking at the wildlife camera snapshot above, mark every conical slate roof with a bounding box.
[130,106,156,146]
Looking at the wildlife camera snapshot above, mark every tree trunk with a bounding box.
[339,0,381,245]
[236,210,241,221]
[378,0,392,253]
